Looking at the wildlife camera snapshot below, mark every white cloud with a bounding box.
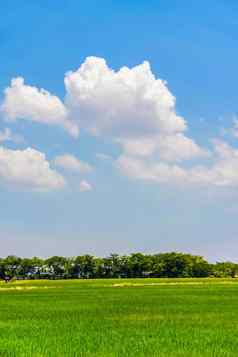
[118,133,209,161]
[0,128,13,143]
[64,57,207,163]
[117,136,158,157]
[2,58,188,142]
[0,146,65,191]
[156,133,210,162]
[65,56,186,137]
[1,77,78,137]
[0,127,24,144]
[54,154,93,174]
[1,57,205,164]
[116,140,238,188]
[231,118,238,138]
[3,57,238,190]
[96,153,112,161]
[79,180,92,192]
[116,155,187,183]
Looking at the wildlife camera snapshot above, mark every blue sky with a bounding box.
[1,1,238,261]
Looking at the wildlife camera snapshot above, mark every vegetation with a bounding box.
[0,252,237,280]
[1,278,238,356]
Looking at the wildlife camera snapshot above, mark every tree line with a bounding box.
[0,252,237,281]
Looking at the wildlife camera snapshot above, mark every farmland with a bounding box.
[0,278,238,356]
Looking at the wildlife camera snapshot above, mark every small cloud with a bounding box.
[1,77,78,137]
[0,146,65,191]
[54,154,93,174]
[79,180,92,192]
[219,127,228,137]
[231,118,238,138]
[96,153,112,161]
[0,128,24,144]
[222,116,238,139]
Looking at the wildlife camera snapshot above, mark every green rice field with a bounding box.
[1,278,238,356]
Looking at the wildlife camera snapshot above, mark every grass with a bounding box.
[0,278,238,356]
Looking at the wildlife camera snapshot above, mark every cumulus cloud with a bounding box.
[64,56,207,163]
[117,133,209,161]
[1,57,205,164]
[0,146,65,191]
[156,133,210,162]
[2,56,238,189]
[1,77,78,137]
[116,155,187,183]
[79,180,92,192]
[54,154,93,174]
[116,140,238,187]
[65,57,187,137]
